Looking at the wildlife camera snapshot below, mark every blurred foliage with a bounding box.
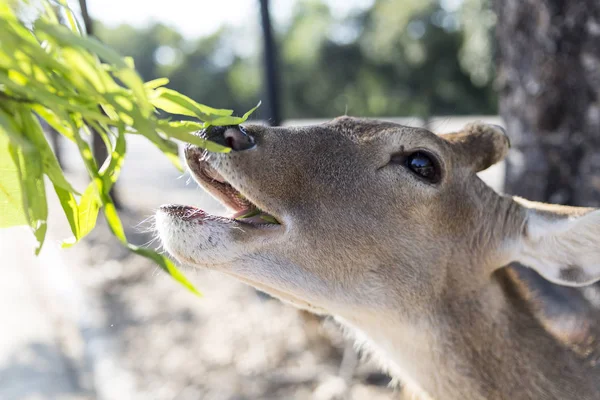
[96,0,497,121]
[0,0,258,295]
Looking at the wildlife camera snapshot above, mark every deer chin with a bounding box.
[155,202,284,268]
[155,205,329,315]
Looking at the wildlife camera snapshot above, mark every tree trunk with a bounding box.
[78,0,121,209]
[259,0,282,126]
[494,0,600,207]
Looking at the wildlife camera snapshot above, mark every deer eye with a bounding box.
[390,151,441,183]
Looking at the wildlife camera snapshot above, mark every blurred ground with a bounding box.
[0,117,503,400]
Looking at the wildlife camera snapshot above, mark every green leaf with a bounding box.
[35,21,152,116]
[0,2,264,295]
[101,194,127,243]
[18,107,79,194]
[206,101,261,126]
[0,106,32,149]
[36,21,128,69]
[72,180,100,242]
[42,2,60,24]
[72,124,100,176]
[61,47,106,93]
[0,73,114,125]
[144,77,169,90]
[157,120,231,153]
[105,96,183,169]
[114,68,152,118]
[100,129,126,188]
[235,209,261,219]
[56,0,80,32]
[241,101,262,121]
[259,214,280,224]
[159,120,205,132]
[151,88,234,120]
[53,183,80,242]
[9,139,48,254]
[0,125,27,227]
[31,106,76,141]
[127,244,201,296]
[101,195,201,297]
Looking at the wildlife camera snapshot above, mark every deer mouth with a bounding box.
[160,148,282,227]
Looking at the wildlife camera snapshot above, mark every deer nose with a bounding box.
[206,125,255,151]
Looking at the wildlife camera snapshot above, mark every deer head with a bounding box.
[156,117,600,398]
[157,117,599,313]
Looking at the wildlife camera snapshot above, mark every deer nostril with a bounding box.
[203,125,256,151]
[225,136,235,149]
[223,126,255,151]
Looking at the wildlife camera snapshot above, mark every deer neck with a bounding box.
[338,271,599,400]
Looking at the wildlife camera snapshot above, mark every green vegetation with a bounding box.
[0,1,258,295]
[97,0,496,120]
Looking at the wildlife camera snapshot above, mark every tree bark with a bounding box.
[494,0,600,207]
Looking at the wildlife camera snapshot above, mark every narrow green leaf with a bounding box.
[125,117,183,171]
[259,214,280,224]
[103,200,126,243]
[128,244,201,296]
[36,21,128,69]
[0,74,114,125]
[0,125,27,227]
[0,107,33,149]
[72,124,100,175]
[100,129,126,188]
[56,0,80,33]
[206,101,261,126]
[0,2,261,295]
[114,68,152,118]
[235,209,261,219]
[62,47,106,93]
[18,107,79,194]
[144,77,169,90]
[73,180,100,241]
[103,96,182,170]
[159,119,205,132]
[100,190,200,295]
[53,183,80,241]
[157,120,231,153]
[33,105,76,141]
[42,2,60,24]
[151,87,233,119]
[241,100,262,121]
[9,140,48,254]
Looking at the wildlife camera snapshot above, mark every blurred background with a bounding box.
[90,0,497,120]
[2,0,599,399]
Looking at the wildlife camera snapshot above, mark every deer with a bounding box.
[156,117,600,400]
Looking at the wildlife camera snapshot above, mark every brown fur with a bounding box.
[156,117,600,399]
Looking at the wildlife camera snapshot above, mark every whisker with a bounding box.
[135,214,157,234]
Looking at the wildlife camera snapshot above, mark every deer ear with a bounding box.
[509,200,600,287]
[442,122,510,172]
